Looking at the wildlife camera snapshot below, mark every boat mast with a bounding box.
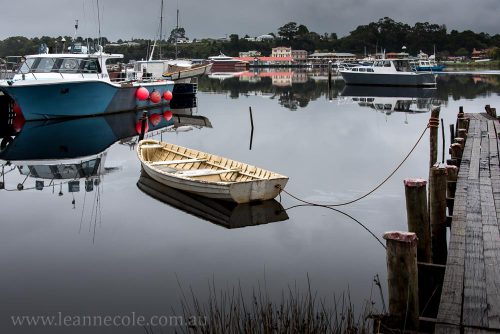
[159,0,164,59]
[175,5,179,59]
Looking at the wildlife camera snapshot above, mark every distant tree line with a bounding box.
[1,17,500,61]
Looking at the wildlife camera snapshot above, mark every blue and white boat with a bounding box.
[339,58,437,87]
[414,59,445,72]
[0,49,175,121]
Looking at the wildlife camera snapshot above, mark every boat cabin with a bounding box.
[12,53,123,81]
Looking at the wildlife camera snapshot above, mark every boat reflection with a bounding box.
[0,96,211,194]
[340,85,441,115]
[137,172,289,229]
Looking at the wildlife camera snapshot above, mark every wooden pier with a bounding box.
[435,110,500,333]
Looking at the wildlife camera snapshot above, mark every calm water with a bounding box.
[1,69,500,333]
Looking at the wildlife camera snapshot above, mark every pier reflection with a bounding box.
[137,172,289,229]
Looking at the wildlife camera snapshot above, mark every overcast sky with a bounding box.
[1,0,499,42]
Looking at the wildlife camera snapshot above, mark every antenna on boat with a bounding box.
[175,1,179,59]
[73,19,79,41]
[159,0,164,59]
[96,0,102,50]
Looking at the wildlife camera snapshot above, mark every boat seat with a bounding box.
[149,158,206,166]
[141,144,164,149]
[174,168,239,177]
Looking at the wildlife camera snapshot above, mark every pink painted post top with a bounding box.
[383,231,418,243]
[403,179,427,187]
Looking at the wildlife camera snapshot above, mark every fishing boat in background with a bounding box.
[137,172,289,229]
[413,50,445,72]
[137,139,288,203]
[0,48,175,121]
[208,53,249,72]
[339,58,437,86]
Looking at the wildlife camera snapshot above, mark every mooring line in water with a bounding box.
[277,122,433,208]
[284,203,386,249]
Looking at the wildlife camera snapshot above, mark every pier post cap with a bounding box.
[445,165,458,171]
[403,178,427,187]
[383,231,417,243]
[432,162,448,172]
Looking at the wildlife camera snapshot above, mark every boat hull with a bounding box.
[416,65,445,71]
[138,140,289,204]
[142,165,288,203]
[0,80,174,120]
[340,71,436,86]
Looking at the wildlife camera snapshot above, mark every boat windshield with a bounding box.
[17,57,101,74]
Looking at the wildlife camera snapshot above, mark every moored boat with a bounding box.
[137,172,289,229]
[137,139,288,203]
[339,58,436,86]
[208,53,249,72]
[0,50,175,121]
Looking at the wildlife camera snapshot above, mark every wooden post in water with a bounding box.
[457,128,467,141]
[249,107,254,150]
[383,231,419,330]
[450,124,455,144]
[430,163,448,264]
[429,107,440,168]
[404,179,431,263]
[446,165,458,217]
[138,110,148,141]
[327,60,332,89]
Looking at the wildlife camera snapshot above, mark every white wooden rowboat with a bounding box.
[137,139,289,203]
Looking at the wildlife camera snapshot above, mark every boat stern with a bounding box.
[229,177,289,204]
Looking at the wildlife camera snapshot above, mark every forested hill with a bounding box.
[1,17,499,61]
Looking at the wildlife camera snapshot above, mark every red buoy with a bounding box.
[163,90,173,101]
[12,103,22,116]
[163,110,173,121]
[136,87,149,101]
[135,120,149,134]
[149,113,162,126]
[150,90,161,103]
[12,114,25,133]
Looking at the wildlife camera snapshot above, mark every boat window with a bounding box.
[358,68,366,72]
[82,59,100,73]
[384,61,391,67]
[59,58,81,72]
[352,68,358,71]
[17,58,35,74]
[32,57,57,73]
[367,68,374,72]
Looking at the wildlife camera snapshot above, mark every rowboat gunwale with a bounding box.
[137,139,289,203]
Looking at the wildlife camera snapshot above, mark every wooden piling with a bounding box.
[457,128,467,141]
[430,163,448,264]
[446,165,458,218]
[383,231,419,330]
[138,110,148,141]
[404,179,432,263]
[450,143,463,160]
[429,107,441,168]
[450,124,455,144]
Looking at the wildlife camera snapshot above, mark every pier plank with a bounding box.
[437,120,477,325]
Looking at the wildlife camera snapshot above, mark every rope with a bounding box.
[277,123,430,207]
[284,203,386,249]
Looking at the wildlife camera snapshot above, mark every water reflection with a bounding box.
[137,172,289,229]
[199,69,500,111]
[340,86,441,115]
[0,96,209,194]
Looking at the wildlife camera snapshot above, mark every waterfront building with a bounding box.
[292,50,308,63]
[272,47,292,58]
[307,52,357,65]
[239,50,262,57]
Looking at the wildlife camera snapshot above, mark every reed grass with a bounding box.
[174,276,379,334]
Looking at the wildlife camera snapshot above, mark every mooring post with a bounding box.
[491,108,497,118]
[404,179,431,263]
[430,163,448,264]
[139,110,148,141]
[383,231,419,330]
[446,165,458,218]
[249,106,254,150]
[457,128,467,141]
[450,124,455,144]
[485,104,491,116]
[429,107,440,168]
[327,60,332,89]
[450,143,463,161]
